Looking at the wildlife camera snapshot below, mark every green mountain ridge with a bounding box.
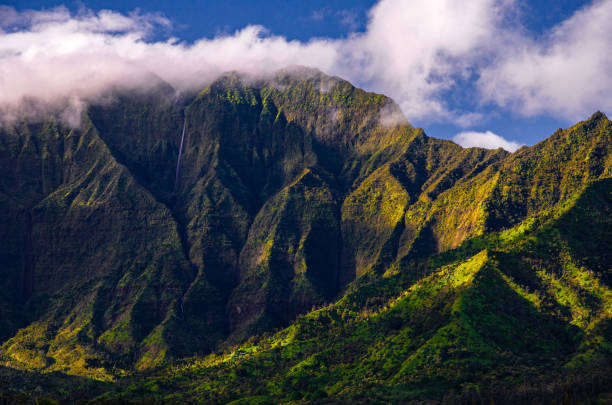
[0,68,610,403]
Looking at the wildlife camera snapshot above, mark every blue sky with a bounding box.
[10,0,377,41]
[2,0,610,150]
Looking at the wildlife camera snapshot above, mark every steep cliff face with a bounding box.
[0,115,194,376]
[0,69,610,387]
[485,111,612,230]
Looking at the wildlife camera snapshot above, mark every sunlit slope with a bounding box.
[388,111,611,274]
[104,177,611,403]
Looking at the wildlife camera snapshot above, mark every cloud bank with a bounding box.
[0,0,610,128]
[453,130,523,152]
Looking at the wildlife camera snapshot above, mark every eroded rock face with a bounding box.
[1,69,610,378]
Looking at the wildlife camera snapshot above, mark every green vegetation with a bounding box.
[0,68,610,403]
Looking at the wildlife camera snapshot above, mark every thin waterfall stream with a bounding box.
[174,115,189,319]
[174,117,187,192]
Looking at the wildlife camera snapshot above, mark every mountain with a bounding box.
[0,68,610,403]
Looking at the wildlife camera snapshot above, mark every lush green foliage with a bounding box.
[0,69,610,403]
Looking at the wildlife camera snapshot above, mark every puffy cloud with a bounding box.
[453,130,523,152]
[353,0,507,120]
[478,0,612,119]
[0,0,610,127]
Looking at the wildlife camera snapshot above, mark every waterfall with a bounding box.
[174,117,187,192]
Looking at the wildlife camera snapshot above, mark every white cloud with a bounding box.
[352,0,508,121]
[0,0,610,127]
[478,0,612,119]
[453,130,522,152]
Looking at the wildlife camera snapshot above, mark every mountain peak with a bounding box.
[588,110,609,123]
